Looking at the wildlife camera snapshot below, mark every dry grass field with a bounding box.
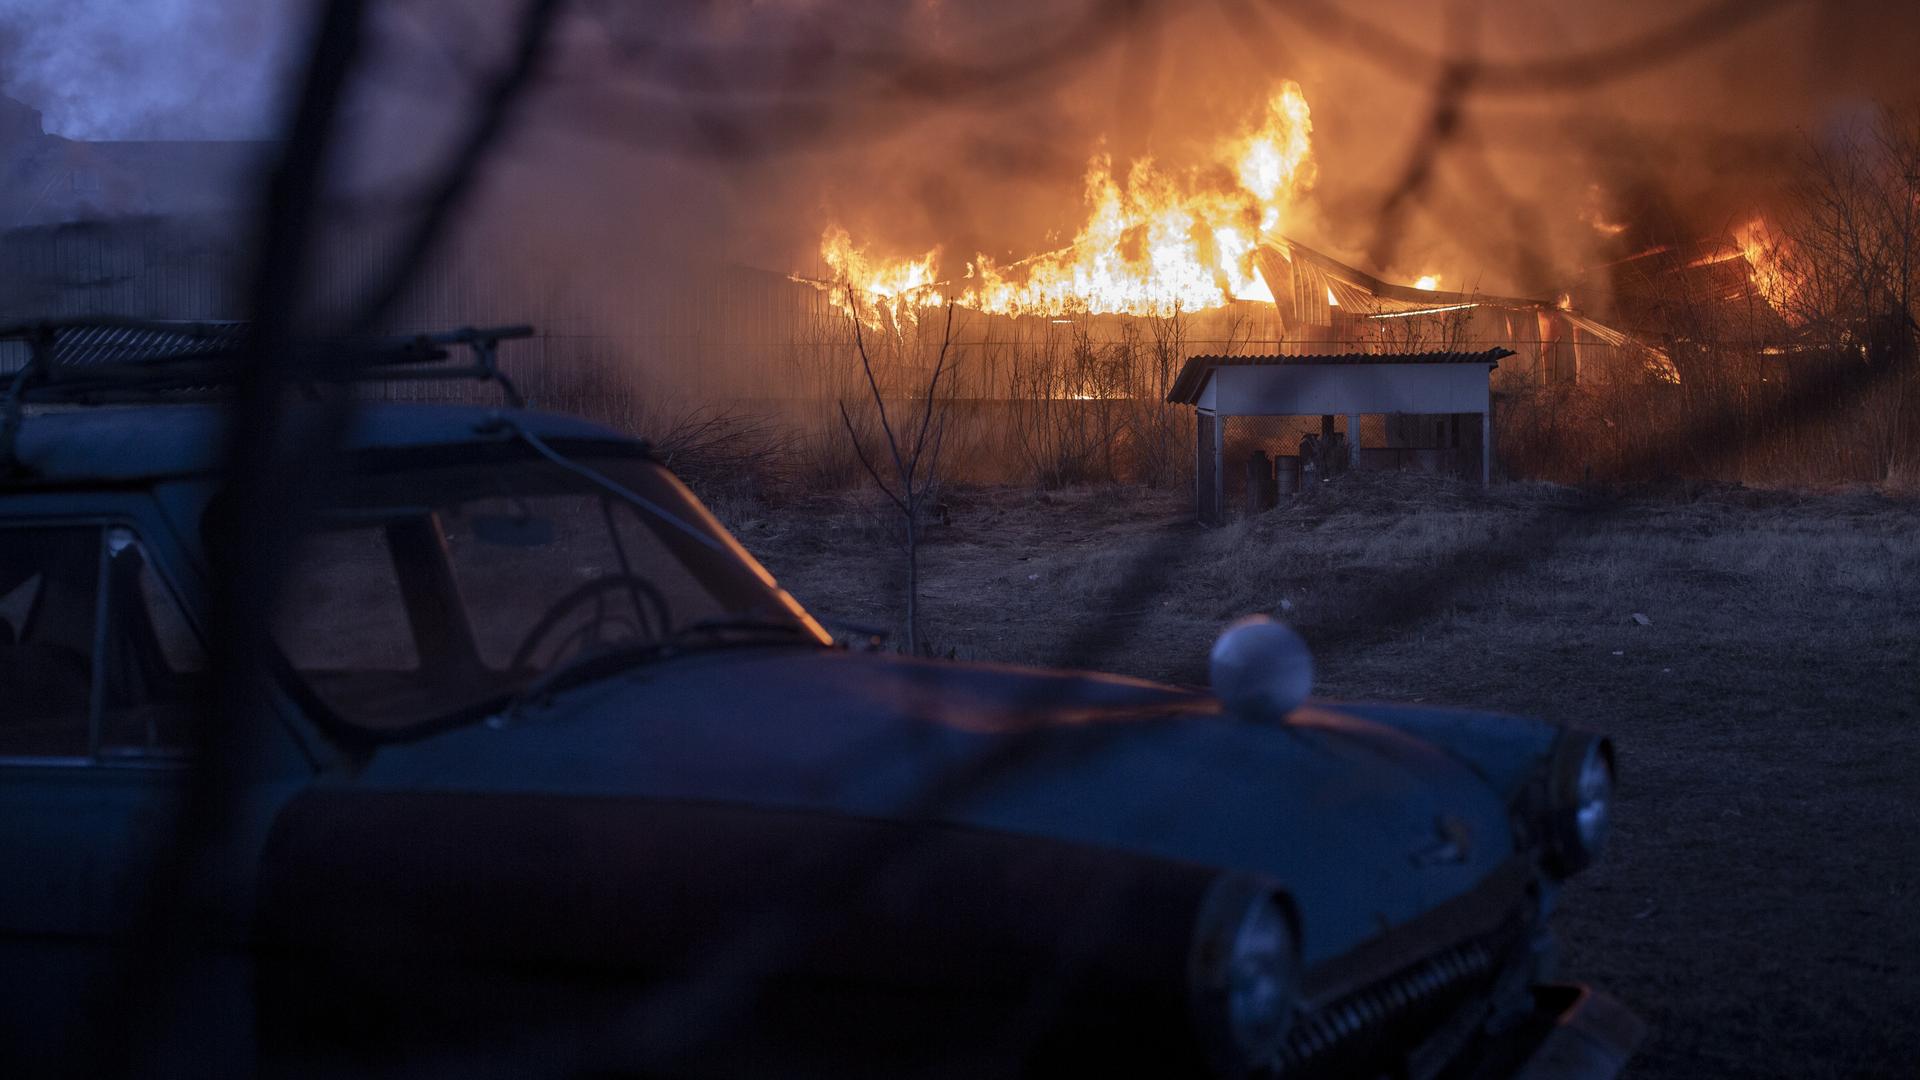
[732,473,1920,1079]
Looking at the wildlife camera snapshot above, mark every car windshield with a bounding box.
[267,448,823,734]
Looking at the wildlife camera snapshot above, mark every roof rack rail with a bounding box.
[0,318,534,470]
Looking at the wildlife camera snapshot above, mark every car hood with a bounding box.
[353,648,1523,966]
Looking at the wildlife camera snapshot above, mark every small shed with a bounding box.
[1167,349,1512,524]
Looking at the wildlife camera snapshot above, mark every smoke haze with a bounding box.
[4,1,1918,294]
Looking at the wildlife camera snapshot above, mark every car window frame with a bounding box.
[0,500,210,771]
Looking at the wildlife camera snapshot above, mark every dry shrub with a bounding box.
[516,347,804,510]
[999,312,1206,488]
[646,406,798,502]
[1496,344,1919,489]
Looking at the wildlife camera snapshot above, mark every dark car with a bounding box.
[0,322,1638,1078]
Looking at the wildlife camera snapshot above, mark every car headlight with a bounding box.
[1189,875,1299,1076]
[1545,734,1615,876]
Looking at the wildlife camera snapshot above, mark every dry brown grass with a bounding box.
[741,472,1920,1079]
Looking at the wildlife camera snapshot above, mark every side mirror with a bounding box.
[1210,615,1313,722]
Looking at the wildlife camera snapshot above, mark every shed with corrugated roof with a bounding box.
[1167,349,1512,524]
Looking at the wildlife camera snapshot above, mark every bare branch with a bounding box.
[906,301,958,490]
[837,398,906,513]
[845,285,910,487]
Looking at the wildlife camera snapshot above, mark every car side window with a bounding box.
[0,524,206,761]
[0,527,101,757]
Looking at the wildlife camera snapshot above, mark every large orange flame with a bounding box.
[1733,217,1802,322]
[820,226,944,312]
[813,82,1315,325]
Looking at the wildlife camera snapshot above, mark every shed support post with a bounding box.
[1195,409,1225,525]
[1211,411,1225,521]
[1481,408,1492,486]
[1347,413,1362,471]
[1194,412,1204,522]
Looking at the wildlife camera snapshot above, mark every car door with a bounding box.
[0,494,303,1074]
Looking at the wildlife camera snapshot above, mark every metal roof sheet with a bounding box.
[1166,349,1513,404]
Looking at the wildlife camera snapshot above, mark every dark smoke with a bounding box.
[3,1,1917,326]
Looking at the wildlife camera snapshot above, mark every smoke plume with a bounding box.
[0,1,299,139]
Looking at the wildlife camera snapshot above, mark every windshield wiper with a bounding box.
[490,617,816,725]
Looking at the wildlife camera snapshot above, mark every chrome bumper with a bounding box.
[1510,984,1645,1080]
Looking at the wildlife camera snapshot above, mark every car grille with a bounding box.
[1273,934,1505,1076]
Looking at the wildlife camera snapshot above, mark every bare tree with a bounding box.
[1782,107,1920,338]
[837,289,957,654]
[1775,103,1920,477]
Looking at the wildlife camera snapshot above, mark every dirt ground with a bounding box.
[729,473,1920,1079]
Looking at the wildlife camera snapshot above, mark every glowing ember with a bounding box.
[810,82,1315,323]
[1413,275,1440,291]
[1733,217,1802,322]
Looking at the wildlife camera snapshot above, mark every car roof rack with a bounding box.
[0,317,533,470]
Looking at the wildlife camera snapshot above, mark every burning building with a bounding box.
[801,78,1674,401]
[1,64,1829,491]
[1248,238,1676,386]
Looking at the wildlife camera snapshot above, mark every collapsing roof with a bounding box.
[1254,238,1676,383]
[1563,237,1800,345]
[1258,238,1575,323]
